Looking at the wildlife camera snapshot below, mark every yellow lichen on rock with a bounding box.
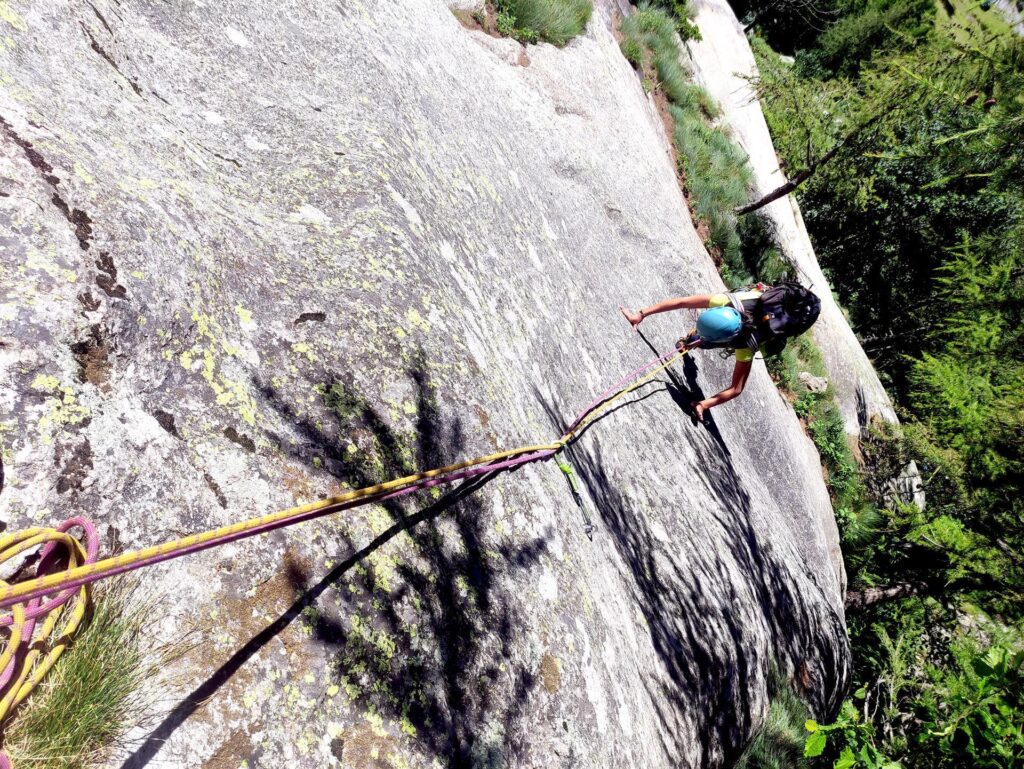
[0,2,26,32]
[173,309,260,425]
[30,375,90,444]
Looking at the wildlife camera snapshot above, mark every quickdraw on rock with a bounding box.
[0,348,688,766]
[556,452,594,540]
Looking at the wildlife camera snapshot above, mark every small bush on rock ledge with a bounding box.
[494,0,592,46]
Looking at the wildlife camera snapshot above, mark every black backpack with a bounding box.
[702,281,821,357]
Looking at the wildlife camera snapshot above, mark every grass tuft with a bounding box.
[672,103,753,266]
[620,5,753,267]
[736,672,813,769]
[836,501,882,547]
[494,0,592,46]
[4,579,187,769]
[620,37,644,67]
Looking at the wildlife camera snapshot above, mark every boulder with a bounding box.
[799,372,830,394]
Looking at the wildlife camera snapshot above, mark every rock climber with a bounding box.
[619,282,821,421]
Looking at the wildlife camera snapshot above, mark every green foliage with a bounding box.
[676,14,702,41]
[919,641,1024,766]
[908,234,1024,482]
[804,700,904,768]
[620,36,644,67]
[5,581,184,769]
[888,233,1023,604]
[765,339,802,392]
[496,9,533,41]
[754,0,1024,575]
[817,608,1024,768]
[736,675,813,769]
[935,0,1014,45]
[836,502,882,549]
[899,421,969,513]
[494,0,592,45]
[797,0,936,78]
[755,29,1024,381]
[806,398,876,543]
[620,5,753,267]
[620,5,692,105]
[793,389,820,419]
[754,5,1024,767]
[808,401,851,476]
[910,515,1005,583]
[751,34,862,174]
[766,331,879,547]
[732,0,840,53]
[645,0,703,40]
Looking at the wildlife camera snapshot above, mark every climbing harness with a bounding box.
[0,347,689,764]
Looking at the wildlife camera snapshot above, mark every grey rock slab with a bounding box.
[448,0,487,12]
[683,0,898,435]
[885,459,926,511]
[0,1,848,767]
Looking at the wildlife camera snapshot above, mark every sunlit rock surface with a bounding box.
[0,1,849,766]
[684,0,898,435]
[995,0,1024,34]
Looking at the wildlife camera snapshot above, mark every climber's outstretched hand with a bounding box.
[619,305,643,329]
[691,401,706,422]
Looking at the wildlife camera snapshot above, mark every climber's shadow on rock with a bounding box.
[635,330,731,456]
[120,349,546,769]
[535,383,752,764]
[534,385,848,766]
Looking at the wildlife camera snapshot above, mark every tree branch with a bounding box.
[845,582,927,610]
[736,104,885,216]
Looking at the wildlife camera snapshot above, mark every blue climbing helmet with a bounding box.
[696,306,743,344]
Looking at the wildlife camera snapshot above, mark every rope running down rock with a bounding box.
[0,348,687,766]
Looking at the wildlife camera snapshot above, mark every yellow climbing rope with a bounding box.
[0,347,687,763]
[0,348,685,610]
[0,525,92,726]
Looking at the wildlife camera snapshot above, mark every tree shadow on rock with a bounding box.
[121,350,547,769]
[692,418,852,721]
[533,384,849,766]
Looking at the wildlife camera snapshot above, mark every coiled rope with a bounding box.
[0,348,687,764]
[0,518,99,769]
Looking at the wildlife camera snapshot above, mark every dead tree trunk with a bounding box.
[735,143,842,215]
[845,582,926,611]
[736,114,881,216]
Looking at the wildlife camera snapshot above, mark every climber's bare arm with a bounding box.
[619,295,715,328]
[693,359,752,421]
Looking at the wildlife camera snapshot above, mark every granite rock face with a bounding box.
[0,1,849,767]
[995,0,1024,35]
[684,0,898,435]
